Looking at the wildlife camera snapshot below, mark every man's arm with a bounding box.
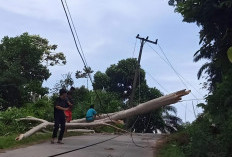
[55,105,68,111]
[65,98,73,106]
[93,109,98,117]
[67,101,73,106]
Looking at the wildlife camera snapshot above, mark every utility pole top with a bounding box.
[136,34,158,45]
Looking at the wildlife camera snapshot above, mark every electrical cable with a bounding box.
[147,43,203,118]
[64,0,88,66]
[60,0,115,123]
[157,43,203,98]
[48,135,121,157]
[60,0,86,68]
[148,43,203,99]
[180,98,205,102]
[132,38,138,58]
[146,71,169,94]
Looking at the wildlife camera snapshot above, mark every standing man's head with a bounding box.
[67,91,72,98]
[70,87,75,92]
[90,105,94,109]
[59,89,67,99]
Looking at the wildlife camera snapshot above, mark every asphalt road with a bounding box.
[0,133,162,157]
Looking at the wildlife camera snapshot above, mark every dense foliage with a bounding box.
[161,0,232,156]
[0,98,53,136]
[0,33,66,110]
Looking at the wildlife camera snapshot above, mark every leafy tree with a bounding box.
[169,0,232,92]
[93,58,181,133]
[0,33,66,110]
[168,0,232,156]
[70,86,123,119]
[93,58,146,101]
[75,66,94,89]
[75,66,94,79]
[52,72,74,93]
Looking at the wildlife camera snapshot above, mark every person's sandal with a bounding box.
[57,141,64,144]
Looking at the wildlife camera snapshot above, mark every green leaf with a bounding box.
[227,46,232,63]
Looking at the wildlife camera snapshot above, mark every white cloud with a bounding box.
[0,0,63,21]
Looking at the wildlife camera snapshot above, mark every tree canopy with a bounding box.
[169,0,232,92]
[0,33,66,110]
[93,58,146,101]
[168,0,232,156]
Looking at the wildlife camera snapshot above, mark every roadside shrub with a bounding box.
[0,97,53,136]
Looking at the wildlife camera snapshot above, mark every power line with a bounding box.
[60,0,114,123]
[48,135,121,157]
[147,43,167,63]
[156,43,198,118]
[146,71,169,94]
[64,0,88,67]
[185,103,187,123]
[60,0,86,68]
[180,98,205,102]
[147,43,201,118]
[157,43,203,98]
[148,43,202,100]
[132,38,138,58]
[147,43,192,93]
[192,101,197,118]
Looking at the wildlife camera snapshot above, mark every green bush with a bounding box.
[158,142,185,157]
[160,114,232,157]
[0,97,53,136]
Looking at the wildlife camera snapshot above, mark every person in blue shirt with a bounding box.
[86,105,97,122]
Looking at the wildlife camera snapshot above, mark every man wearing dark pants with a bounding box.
[51,89,72,144]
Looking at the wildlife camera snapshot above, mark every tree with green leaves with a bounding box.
[169,0,232,92]
[168,0,232,156]
[93,58,182,133]
[0,33,66,110]
[93,58,146,101]
[75,66,94,89]
[52,72,74,93]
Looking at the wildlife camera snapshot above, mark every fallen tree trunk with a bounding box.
[15,89,190,140]
[70,112,117,123]
[15,117,125,140]
[100,89,190,123]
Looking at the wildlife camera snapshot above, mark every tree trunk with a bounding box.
[15,89,190,140]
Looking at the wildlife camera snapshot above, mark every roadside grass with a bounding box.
[0,133,51,150]
[155,132,189,157]
[157,142,185,157]
[0,132,83,150]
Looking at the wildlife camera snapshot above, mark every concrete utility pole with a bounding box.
[129,34,158,107]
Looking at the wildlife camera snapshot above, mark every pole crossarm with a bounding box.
[136,34,158,45]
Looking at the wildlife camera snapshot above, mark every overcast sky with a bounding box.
[0,0,208,122]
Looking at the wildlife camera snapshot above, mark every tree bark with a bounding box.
[15,89,190,140]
